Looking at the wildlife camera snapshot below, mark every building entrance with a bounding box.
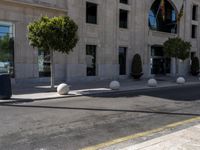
[151,46,171,75]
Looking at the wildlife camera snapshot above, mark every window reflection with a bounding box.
[38,50,51,77]
[86,45,96,76]
[0,23,14,77]
[149,0,177,33]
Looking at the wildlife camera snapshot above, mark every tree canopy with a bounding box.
[27,16,78,53]
[163,37,191,61]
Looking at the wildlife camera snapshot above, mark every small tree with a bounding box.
[163,37,191,76]
[191,57,199,76]
[28,16,78,88]
[131,54,143,79]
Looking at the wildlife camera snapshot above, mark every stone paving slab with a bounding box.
[122,124,200,150]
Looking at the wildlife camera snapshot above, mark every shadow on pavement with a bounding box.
[0,103,200,117]
[88,84,200,101]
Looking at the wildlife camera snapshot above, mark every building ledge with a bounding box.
[149,30,177,38]
[2,0,67,13]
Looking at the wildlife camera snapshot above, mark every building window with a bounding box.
[0,22,14,77]
[191,52,196,60]
[38,49,50,77]
[86,45,96,76]
[119,9,128,29]
[192,5,198,21]
[148,0,177,33]
[86,2,97,24]
[119,47,127,75]
[191,25,197,39]
[120,0,128,4]
[151,46,171,75]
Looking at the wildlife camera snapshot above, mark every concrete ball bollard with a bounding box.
[57,83,70,95]
[148,79,157,87]
[109,81,120,90]
[176,77,186,84]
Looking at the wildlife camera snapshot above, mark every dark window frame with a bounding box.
[192,5,198,21]
[119,47,127,75]
[120,0,128,5]
[86,2,98,24]
[191,24,197,39]
[86,45,96,76]
[119,9,128,29]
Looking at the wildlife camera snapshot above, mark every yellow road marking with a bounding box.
[81,117,200,150]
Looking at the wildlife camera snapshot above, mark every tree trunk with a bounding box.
[176,19,181,78]
[175,57,179,77]
[50,50,55,89]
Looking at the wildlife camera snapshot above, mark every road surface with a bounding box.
[1,84,200,150]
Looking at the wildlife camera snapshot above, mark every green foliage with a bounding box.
[131,54,143,79]
[163,37,191,61]
[27,16,78,53]
[0,35,14,61]
[191,57,199,76]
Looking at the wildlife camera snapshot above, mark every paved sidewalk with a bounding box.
[122,124,200,150]
[1,76,200,102]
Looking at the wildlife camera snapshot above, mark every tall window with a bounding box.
[149,0,177,33]
[191,25,197,39]
[119,9,128,28]
[86,45,96,76]
[0,22,14,77]
[119,47,127,75]
[120,0,128,4]
[38,50,50,77]
[86,2,97,24]
[192,5,198,21]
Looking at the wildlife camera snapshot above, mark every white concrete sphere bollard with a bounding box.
[148,79,157,87]
[57,83,70,95]
[176,77,186,84]
[109,81,120,90]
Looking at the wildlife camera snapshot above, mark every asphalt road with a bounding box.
[1,84,200,150]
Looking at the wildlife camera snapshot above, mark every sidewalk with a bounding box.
[122,123,200,150]
[2,76,200,102]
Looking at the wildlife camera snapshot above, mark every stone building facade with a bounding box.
[0,0,199,82]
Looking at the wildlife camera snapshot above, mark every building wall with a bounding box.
[66,0,200,81]
[0,0,67,82]
[0,0,200,82]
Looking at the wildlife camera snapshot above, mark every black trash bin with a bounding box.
[0,74,12,99]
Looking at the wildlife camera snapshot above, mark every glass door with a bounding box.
[151,46,171,75]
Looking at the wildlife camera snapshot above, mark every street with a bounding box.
[1,84,200,150]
